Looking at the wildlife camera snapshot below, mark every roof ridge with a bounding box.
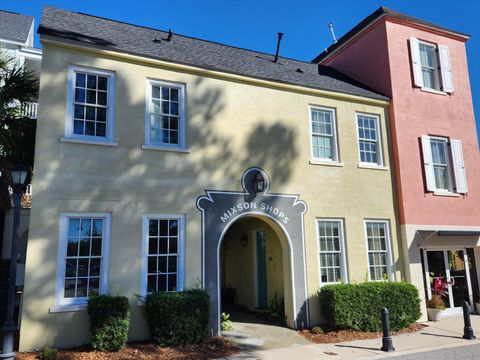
[43,5,316,66]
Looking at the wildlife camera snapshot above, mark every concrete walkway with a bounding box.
[225,314,480,359]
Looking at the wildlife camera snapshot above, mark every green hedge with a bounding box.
[144,289,209,346]
[87,295,130,351]
[318,282,421,332]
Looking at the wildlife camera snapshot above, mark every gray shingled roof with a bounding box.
[38,6,389,101]
[0,10,34,43]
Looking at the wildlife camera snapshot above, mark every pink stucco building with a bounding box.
[315,7,480,319]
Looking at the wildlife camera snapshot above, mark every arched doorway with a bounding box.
[197,167,309,335]
[220,215,294,327]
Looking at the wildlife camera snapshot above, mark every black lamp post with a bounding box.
[1,164,28,360]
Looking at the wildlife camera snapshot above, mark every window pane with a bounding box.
[149,220,159,236]
[67,238,79,257]
[64,279,76,298]
[65,259,77,278]
[87,75,97,89]
[147,275,157,293]
[148,257,157,273]
[79,238,90,256]
[97,91,107,106]
[159,220,168,236]
[170,88,179,101]
[152,85,160,99]
[76,73,86,87]
[158,256,167,273]
[86,90,96,104]
[75,88,86,103]
[149,238,158,255]
[97,76,107,91]
[162,87,170,100]
[159,238,168,254]
[90,258,101,277]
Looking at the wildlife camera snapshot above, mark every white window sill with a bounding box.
[141,144,190,153]
[49,303,87,313]
[420,87,449,96]
[433,191,460,197]
[60,137,119,147]
[357,164,389,171]
[309,160,343,167]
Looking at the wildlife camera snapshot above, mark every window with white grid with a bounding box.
[357,114,383,165]
[317,219,347,284]
[66,66,115,142]
[310,107,338,162]
[57,213,111,305]
[365,221,392,281]
[146,80,185,148]
[143,215,185,294]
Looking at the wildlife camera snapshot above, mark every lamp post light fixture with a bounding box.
[253,171,265,194]
[1,164,29,360]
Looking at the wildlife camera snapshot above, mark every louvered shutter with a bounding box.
[450,139,467,193]
[410,37,424,87]
[438,45,454,93]
[421,135,436,191]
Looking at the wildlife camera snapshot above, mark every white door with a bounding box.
[424,249,474,315]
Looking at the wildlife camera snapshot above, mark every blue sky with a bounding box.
[3,0,480,143]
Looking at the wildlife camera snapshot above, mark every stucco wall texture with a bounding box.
[20,44,399,350]
[322,18,480,227]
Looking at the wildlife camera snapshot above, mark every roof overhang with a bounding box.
[40,36,390,106]
[437,231,480,237]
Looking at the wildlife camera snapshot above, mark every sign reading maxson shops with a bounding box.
[197,167,309,335]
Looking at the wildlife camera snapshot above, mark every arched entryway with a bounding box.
[220,215,294,327]
[197,167,309,335]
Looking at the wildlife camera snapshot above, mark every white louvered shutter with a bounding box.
[421,135,436,191]
[438,45,454,93]
[450,139,467,193]
[410,37,424,87]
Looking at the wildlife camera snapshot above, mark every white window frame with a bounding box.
[55,213,111,307]
[355,113,384,167]
[65,65,116,143]
[144,79,186,150]
[429,136,454,192]
[364,220,394,282]
[140,214,186,297]
[316,218,348,286]
[309,106,340,163]
[418,40,440,91]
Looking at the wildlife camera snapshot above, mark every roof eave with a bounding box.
[39,34,390,104]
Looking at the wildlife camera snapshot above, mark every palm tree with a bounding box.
[0,49,39,208]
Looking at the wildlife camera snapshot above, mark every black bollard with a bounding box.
[381,307,395,352]
[462,301,476,340]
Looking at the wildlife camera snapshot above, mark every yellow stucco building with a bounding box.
[20,6,402,350]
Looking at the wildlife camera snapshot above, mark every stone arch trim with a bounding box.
[196,167,309,334]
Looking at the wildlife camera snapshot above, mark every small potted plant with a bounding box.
[426,277,449,321]
[426,293,446,321]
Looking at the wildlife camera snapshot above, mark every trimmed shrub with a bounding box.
[144,289,209,346]
[311,326,324,334]
[39,346,57,360]
[87,295,130,351]
[319,282,421,332]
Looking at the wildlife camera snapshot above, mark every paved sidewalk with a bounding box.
[225,314,480,359]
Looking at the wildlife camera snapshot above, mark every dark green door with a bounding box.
[256,231,268,309]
